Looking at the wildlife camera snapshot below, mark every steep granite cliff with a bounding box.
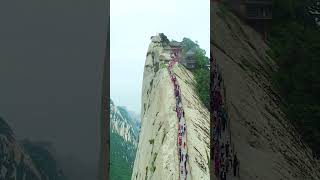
[132,34,210,180]
[211,3,320,180]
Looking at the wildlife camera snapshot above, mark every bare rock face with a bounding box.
[131,34,210,180]
[211,3,320,180]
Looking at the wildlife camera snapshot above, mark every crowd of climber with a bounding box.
[212,53,240,180]
[168,49,189,180]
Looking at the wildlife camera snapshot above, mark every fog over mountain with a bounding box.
[0,0,107,179]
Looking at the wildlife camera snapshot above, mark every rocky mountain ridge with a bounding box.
[110,99,139,146]
[0,117,66,180]
[211,3,320,179]
[110,99,140,180]
[131,34,210,180]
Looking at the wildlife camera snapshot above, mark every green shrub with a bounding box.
[160,62,167,69]
[193,48,210,108]
[159,33,170,46]
[194,68,210,108]
[149,139,154,144]
[270,0,320,156]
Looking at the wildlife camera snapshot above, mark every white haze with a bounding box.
[110,0,210,114]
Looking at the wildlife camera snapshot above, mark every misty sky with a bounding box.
[0,0,107,178]
[110,0,210,114]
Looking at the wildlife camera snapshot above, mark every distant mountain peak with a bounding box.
[110,100,141,179]
[110,99,140,146]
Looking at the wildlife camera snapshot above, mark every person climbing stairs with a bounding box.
[212,52,240,180]
[167,49,189,180]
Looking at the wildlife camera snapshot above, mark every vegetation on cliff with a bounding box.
[269,0,320,156]
[181,38,210,108]
[194,49,210,109]
[21,140,68,180]
[0,116,66,180]
[110,100,139,180]
[159,33,170,46]
[110,132,136,180]
[0,117,14,141]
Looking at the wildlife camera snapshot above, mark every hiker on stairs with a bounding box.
[168,49,189,180]
[225,141,230,158]
[233,153,239,177]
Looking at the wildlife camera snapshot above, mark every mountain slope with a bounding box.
[211,3,320,179]
[0,117,66,180]
[110,100,140,180]
[132,34,210,180]
[20,140,67,180]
